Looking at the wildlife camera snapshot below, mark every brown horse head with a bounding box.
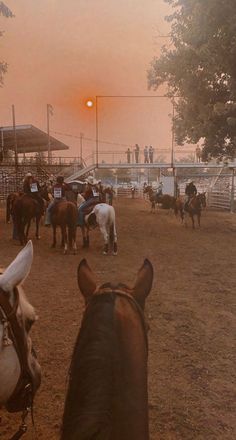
[61,259,153,440]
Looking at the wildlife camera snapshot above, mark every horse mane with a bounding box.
[61,293,115,438]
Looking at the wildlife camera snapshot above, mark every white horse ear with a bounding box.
[132,259,153,309]
[77,259,97,302]
[0,240,33,292]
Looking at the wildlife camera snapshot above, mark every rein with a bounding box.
[84,286,149,352]
[0,287,35,439]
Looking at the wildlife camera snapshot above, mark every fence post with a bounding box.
[230,167,235,213]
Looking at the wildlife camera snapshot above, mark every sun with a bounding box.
[85,99,94,108]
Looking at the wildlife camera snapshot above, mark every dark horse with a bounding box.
[184,192,206,229]
[6,191,23,223]
[144,186,176,213]
[61,258,153,440]
[12,187,50,245]
[50,200,78,254]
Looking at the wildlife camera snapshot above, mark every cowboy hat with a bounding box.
[86,176,97,185]
[25,172,32,177]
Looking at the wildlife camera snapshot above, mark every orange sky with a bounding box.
[0,0,173,159]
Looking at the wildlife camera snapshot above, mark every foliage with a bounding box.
[148,0,236,160]
[0,2,13,86]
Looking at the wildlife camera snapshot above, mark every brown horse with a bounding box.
[174,196,184,222]
[61,258,153,440]
[6,192,23,223]
[184,192,206,229]
[144,186,176,213]
[50,200,77,254]
[12,187,50,245]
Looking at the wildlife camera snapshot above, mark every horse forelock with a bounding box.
[62,290,149,439]
[62,293,115,437]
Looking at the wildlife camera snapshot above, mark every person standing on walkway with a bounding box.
[134,144,140,163]
[149,145,154,163]
[144,146,149,163]
[126,147,131,164]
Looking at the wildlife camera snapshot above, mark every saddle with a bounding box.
[83,200,99,216]
[83,201,99,227]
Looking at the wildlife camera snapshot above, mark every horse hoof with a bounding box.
[112,251,118,256]
[36,236,41,240]
[103,251,108,255]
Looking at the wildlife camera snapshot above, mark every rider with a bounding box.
[44,175,70,225]
[77,176,100,227]
[97,179,105,202]
[157,181,163,196]
[23,172,44,213]
[184,180,197,209]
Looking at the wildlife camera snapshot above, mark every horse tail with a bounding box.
[6,194,12,223]
[109,206,116,245]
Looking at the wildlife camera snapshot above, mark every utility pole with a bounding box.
[47,104,53,164]
[12,104,18,168]
[80,132,84,166]
[230,167,235,213]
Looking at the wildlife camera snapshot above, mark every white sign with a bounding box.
[54,187,62,198]
[30,182,38,193]
[92,188,99,197]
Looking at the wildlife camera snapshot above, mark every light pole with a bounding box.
[47,104,53,163]
[80,132,84,165]
[12,104,18,168]
[95,96,99,168]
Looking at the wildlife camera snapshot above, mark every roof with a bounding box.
[0,125,69,154]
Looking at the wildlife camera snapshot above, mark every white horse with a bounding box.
[0,241,41,414]
[77,194,118,255]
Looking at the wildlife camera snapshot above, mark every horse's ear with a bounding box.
[77,259,97,302]
[0,240,33,292]
[132,259,153,309]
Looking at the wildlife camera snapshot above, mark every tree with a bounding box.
[0,2,13,86]
[148,0,236,160]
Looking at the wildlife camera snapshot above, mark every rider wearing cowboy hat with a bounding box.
[45,175,71,225]
[77,176,100,230]
[185,180,197,209]
[23,172,44,213]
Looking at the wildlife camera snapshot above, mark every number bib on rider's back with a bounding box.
[30,183,38,193]
[92,187,99,197]
[54,187,62,198]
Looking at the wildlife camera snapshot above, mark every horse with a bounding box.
[103,186,115,205]
[12,186,50,245]
[50,200,78,254]
[0,241,41,436]
[143,186,176,213]
[6,191,23,223]
[184,192,206,229]
[77,194,118,255]
[174,196,184,222]
[143,185,159,212]
[61,258,153,440]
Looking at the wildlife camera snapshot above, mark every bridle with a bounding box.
[83,284,149,353]
[0,286,35,439]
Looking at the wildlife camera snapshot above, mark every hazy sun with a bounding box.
[86,100,94,108]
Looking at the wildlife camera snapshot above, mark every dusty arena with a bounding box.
[0,198,236,439]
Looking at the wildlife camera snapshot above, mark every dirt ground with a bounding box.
[0,197,236,439]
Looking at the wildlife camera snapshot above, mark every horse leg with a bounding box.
[112,223,118,256]
[51,225,57,248]
[35,216,41,239]
[25,220,31,241]
[99,224,109,255]
[60,226,65,248]
[191,214,195,229]
[63,227,68,254]
[197,213,201,227]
